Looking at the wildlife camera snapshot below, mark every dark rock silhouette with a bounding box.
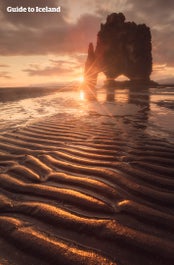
[84,13,153,87]
[84,43,97,87]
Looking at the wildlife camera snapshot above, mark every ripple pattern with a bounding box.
[0,113,174,265]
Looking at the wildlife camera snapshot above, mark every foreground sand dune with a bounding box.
[0,112,174,265]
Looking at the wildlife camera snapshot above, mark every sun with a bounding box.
[77,76,84,83]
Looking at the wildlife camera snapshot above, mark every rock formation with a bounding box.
[84,43,98,87]
[84,13,153,86]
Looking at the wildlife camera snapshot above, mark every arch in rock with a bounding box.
[84,13,152,86]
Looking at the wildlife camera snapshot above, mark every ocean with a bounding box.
[0,85,174,142]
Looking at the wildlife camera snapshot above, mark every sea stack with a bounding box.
[84,12,153,86]
[84,42,98,88]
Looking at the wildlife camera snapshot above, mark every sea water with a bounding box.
[0,86,174,142]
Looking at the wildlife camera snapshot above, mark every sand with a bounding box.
[0,87,174,265]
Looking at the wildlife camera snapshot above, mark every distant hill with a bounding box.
[157,77,174,85]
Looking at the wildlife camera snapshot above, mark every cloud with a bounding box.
[153,64,167,72]
[0,64,9,67]
[152,28,174,66]
[0,0,173,71]
[0,0,67,28]
[0,71,12,79]
[23,58,81,76]
[0,11,100,56]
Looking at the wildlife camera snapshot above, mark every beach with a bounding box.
[0,86,174,265]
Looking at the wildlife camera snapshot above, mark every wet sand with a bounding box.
[0,87,174,265]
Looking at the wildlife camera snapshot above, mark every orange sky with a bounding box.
[0,0,174,87]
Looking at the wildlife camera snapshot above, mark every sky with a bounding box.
[0,0,174,87]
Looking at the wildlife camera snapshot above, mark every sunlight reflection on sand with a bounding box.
[0,86,174,142]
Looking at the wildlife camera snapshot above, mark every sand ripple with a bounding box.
[0,113,174,265]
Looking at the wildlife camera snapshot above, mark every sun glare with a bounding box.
[79,90,85,100]
[78,76,84,83]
